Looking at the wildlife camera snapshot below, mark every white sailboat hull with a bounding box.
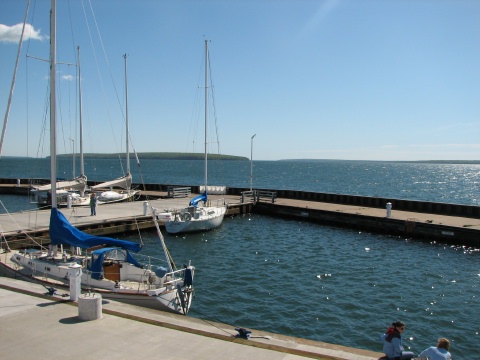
[165,205,226,234]
[90,174,133,191]
[96,190,139,204]
[91,174,139,205]
[1,250,194,315]
[164,41,227,236]
[30,175,87,192]
[33,189,139,208]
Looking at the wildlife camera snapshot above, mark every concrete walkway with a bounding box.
[0,277,383,360]
[273,197,480,229]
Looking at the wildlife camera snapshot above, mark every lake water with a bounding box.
[0,158,478,358]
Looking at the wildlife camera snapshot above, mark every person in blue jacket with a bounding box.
[418,338,451,360]
[380,321,415,360]
[90,193,97,216]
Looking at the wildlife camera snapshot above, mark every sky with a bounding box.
[0,0,479,161]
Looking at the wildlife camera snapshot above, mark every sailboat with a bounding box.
[164,40,227,234]
[90,54,139,205]
[0,0,195,315]
[31,52,138,208]
[31,46,89,208]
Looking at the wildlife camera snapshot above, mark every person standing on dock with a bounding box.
[90,193,97,216]
[380,321,415,360]
[418,338,451,360]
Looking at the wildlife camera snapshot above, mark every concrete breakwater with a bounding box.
[1,178,479,248]
[0,178,480,219]
[4,177,478,219]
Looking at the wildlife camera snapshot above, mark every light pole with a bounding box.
[69,138,75,178]
[250,134,256,191]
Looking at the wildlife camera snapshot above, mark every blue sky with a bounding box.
[1,0,479,161]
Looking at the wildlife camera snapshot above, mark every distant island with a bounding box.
[3,155,478,164]
[53,152,248,161]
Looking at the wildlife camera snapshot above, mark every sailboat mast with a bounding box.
[50,0,57,209]
[78,46,84,181]
[0,0,30,157]
[124,53,130,175]
[204,40,208,192]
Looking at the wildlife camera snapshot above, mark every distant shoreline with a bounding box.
[2,152,248,161]
[1,154,479,164]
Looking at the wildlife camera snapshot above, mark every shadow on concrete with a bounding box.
[59,316,82,324]
[37,300,70,308]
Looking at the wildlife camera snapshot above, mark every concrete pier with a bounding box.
[0,277,383,360]
[1,181,479,248]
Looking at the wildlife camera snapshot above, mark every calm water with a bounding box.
[0,158,479,358]
[1,157,480,205]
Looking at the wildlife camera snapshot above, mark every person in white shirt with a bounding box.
[418,338,452,360]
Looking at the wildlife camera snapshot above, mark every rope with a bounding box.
[0,224,11,252]
[0,200,46,250]
[189,308,238,337]
[189,308,270,340]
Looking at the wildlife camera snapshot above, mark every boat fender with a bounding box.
[148,274,156,284]
[183,213,192,221]
[184,268,193,287]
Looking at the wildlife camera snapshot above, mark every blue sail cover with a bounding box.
[189,191,207,207]
[49,208,141,252]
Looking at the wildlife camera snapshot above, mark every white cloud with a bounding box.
[0,23,46,43]
[62,75,74,81]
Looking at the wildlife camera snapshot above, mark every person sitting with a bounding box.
[418,338,451,360]
[379,321,415,360]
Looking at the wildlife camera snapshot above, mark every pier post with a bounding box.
[65,263,82,301]
[386,202,392,218]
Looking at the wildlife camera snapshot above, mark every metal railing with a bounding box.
[167,186,191,198]
[240,190,276,203]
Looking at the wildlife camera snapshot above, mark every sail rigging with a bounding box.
[0,0,195,315]
[0,1,31,157]
[164,40,226,234]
